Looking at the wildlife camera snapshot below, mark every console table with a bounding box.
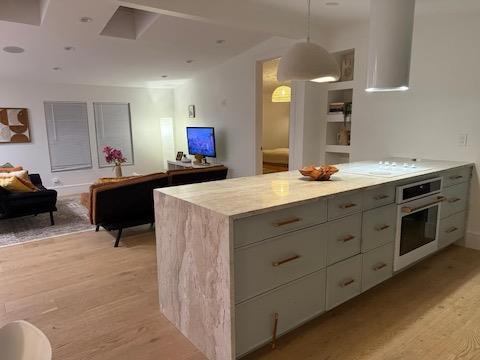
[167,160,222,170]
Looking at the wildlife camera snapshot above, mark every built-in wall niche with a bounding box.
[332,49,355,83]
[101,6,159,40]
[0,0,49,26]
[325,152,350,165]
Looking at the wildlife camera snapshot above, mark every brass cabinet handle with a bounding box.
[374,194,389,201]
[340,278,355,288]
[373,263,387,271]
[446,226,459,234]
[338,235,355,243]
[450,175,463,180]
[375,224,390,231]
[272,254,301,267]
[447,197,461,203]
[401,196,446,214]
[339,203,357,209]
[271,312,279,350]
[272,217,302,227]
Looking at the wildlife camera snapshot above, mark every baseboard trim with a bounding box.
[464,231,480,250]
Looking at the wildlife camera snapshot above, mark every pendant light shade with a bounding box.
[277,0,340,83]
[277,42,340,83]
[272,85,291,103]
[366,0,416,92]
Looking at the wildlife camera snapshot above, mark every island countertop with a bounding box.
[155,159,473,219]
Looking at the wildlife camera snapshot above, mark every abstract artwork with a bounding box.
[0,108,31,143]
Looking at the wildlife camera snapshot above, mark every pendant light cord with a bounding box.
[306,0,311,42]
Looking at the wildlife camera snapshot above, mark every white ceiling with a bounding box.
[1,0,479,88]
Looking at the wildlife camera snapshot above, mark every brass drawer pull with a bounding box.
[271,312,279,350]
[449,175,463,180]
[446,226,459,234]
[340,278,355,288]
[373,263,387,271]
[338,235,355,243]
[272,254,301,267]
[339,203,357,209]
[375,224,390,231]
[401,196,446,213]
[374,194,389,201]
[447,197,461,203]
[272,217,302,227]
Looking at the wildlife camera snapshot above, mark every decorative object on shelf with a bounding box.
[337,101,352,145]
[299,165,339,181]
[340,53,354,82]
[328,102,345,114]
[188,105,196,118]
[366,0,415,92]
[181,154,192,163]
[103,146,127,178]
[271,85,291,103]
[176,151,184,161]
[0,108,31,143]
[277,0,339,83]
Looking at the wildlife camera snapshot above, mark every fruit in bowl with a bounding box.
[299,165,339,181]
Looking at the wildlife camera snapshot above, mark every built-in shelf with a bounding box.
[327,80,354,91]
[325,145,351,154]
[326,114,346,123]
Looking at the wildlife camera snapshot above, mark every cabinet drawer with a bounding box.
[327,191,363,221]
[326,254,362,310]
[443,167,471,188]
[363,185,395,211]
[234,199,327,248]
[439,211,466,249]
[235,224,327,303]
[442,182,469,219]
[362,204,397,252]
[326,213,362,266]
[362,242,394,292]
[235,270,326,357]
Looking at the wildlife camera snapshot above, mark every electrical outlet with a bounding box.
[52,177,60,185]
[457,133,468,147]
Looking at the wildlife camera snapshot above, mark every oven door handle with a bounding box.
[401,196,446,214]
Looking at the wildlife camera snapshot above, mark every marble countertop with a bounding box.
[156,159,473,219]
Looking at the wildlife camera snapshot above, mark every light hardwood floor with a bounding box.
[1,229,480,360]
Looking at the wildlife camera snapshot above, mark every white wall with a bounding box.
[328,13,480,246]
[0,79,174,194]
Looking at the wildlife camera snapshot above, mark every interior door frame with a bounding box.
[254,57,297,175]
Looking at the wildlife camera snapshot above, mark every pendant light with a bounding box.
[271,85,291,103]
[277,0,339,83]
[366,0,416,92]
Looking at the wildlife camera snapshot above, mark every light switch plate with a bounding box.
[457,133,468,147]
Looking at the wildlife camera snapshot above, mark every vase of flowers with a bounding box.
[103,146,126,177]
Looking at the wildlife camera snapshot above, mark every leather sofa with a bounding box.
[0,174,58,225]
[83,166,228,247]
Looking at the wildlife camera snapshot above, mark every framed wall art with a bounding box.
[0,108,31,143]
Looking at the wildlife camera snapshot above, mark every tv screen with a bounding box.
[186,127,216,158]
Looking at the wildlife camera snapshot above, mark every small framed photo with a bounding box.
[176,151,184,161]
[188,105,196,118]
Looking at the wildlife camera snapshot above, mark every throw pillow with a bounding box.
[0,169,28,180]
[0,166,23,173]
[0,176,37,192]
[0,163,14,168]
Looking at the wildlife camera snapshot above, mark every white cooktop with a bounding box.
[341,160,432,178]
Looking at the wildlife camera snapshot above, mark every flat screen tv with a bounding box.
[186,127,216,158]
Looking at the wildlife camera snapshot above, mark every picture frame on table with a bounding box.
[176,151,184,161]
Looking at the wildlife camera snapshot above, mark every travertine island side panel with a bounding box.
[154,191,234,359]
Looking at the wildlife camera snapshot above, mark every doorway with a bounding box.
[259,58,291,174]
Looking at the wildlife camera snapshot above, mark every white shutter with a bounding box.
[44,102,92,172]
[94,103,134,167]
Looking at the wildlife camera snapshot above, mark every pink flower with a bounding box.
[103,146,126,165]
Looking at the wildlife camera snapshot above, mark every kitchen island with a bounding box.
[154,159,473,359]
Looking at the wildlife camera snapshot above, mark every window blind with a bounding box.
[94,103,134,167]
[44,102,93,172]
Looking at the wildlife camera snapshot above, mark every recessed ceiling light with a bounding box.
[325,1,339,5]
[216,39,226,44]
[3,46,25,54]
[186,59,194,64]
[161,75,168,78]
[64,46,75,51]
[52,66,62,71]
[80,17,93,23]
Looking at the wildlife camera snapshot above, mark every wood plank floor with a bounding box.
[1,228,480,360]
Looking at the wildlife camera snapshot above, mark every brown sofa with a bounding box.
[82,166,228,247]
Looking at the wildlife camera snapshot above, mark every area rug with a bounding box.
[0,196,94,247]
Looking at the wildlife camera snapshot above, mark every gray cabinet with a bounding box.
[362,204,396,252]
[326,213,362,265]
[326,254,362,310]
[362,242,394,291]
